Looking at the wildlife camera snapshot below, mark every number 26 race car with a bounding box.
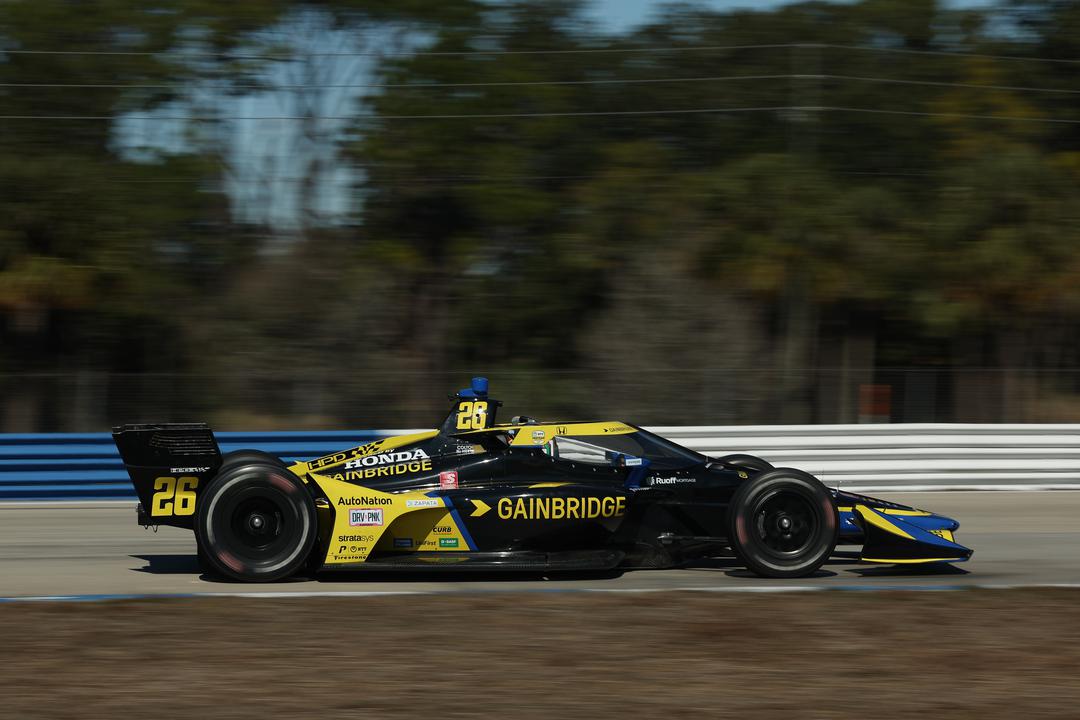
[113,378,972,582]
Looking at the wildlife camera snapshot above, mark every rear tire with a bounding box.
[194,537,218,578]
[219,449,288,470]
[727,468,838,578]
[195,461,316,582]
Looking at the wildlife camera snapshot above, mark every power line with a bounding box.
[0,106,798,120]
[823,73,1080,96]
[97,176,680,186]
[96,169,937,186]
[823,42,1080,66]
[5,73,1080,96]
[5,41,1080,65]
[4,105,1080,123]
[822,105,1080,125]
[0,74,792,90]
[0,42,799,60]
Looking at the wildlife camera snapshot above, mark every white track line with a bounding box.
[4,583,1080,603]
[0,500,136,508]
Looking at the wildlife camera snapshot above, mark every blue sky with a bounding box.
[119,0,1000,230]
[588,0,992,33]
[588,0,814,32]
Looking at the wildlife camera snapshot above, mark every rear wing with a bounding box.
[112,423,223,529]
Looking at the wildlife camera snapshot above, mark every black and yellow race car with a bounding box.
[113,377,972,582]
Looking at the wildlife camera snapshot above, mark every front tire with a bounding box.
[727,468,838,578]
[715,453,774,474]
[195,462,316,582]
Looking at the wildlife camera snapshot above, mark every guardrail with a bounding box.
[650,423,1080,489]
[0,430,406,501]
[2,424,1078,500]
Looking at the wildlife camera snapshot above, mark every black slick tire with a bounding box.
[195,461,316,582]
[727,468,838,578]
[194,536,218,578]
[219,449,288,470]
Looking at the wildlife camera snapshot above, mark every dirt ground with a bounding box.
[0,589,1077,719]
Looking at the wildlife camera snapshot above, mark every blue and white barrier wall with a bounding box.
[2,423,1079,500]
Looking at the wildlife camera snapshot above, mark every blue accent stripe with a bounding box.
[865,506,968,552]
[442,496,479,552]
[839,508,860,536]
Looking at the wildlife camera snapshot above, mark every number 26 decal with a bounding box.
[151,476,199,516]
[456,400,489,430]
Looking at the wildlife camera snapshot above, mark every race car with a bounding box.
[112,377,972,582]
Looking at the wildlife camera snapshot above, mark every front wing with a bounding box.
[837,492,972,564]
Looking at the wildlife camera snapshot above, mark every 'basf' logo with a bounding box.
[349,508,384,526]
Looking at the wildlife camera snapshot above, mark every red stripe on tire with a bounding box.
[270,473,295,493]
[218,549,243,572]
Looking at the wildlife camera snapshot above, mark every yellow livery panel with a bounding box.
[311,474,470,564]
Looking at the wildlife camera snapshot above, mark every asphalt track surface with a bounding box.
[1,492,1077,599]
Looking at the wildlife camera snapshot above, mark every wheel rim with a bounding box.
[230,497,284,552]
[752,489,819,558]
[215,485,299,567]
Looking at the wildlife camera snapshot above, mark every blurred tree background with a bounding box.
[2,0,1080,430]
